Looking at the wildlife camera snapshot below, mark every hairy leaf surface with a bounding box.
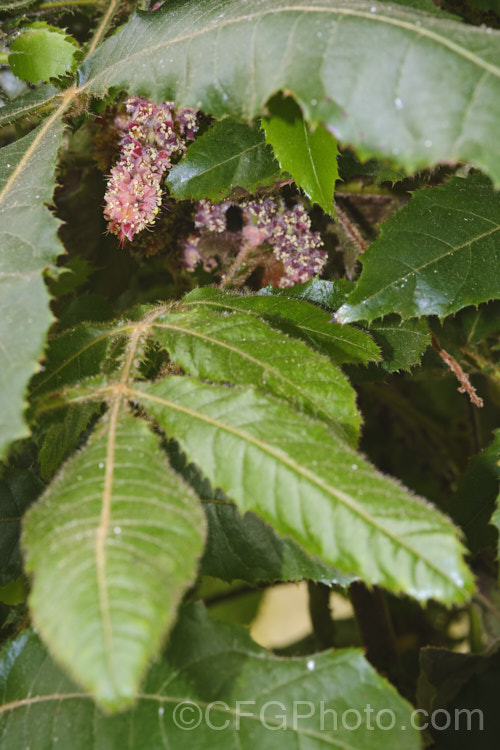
[0,605,419,748]
[152,307,360,444]
[179,287,380,366]
[0,85,60,127]
[83,0,500,183]
[135,376,473,602]
[337,175,500,323]
[22,410,206,710]
[0,115,65,457]
[166,118,280,200]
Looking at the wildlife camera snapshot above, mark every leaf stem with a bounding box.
[84,0,121,60]
[38,0,104,8]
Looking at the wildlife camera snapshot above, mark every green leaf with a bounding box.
[337,175,500,323]
[0,605,421,749]
[262,94,338,215]
[454,431,500,556]
[166,118,279,201]
[166,421,354,586]
[28,318,135,407]
[152,307,361,445]
[0,114,66,457]
[180,287,380,366]
[0,0,39,9]
[366,316,430,372]
[0,468,42,586]
[261,278,356,309]
[0,84,60,127]
[202,501,355,586]
[8,23,80,84]
[38,401,102,480]
[83,0,500,184]
[22,409,206,710]
[135,375,473,603]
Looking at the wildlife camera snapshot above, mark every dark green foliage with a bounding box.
[0,0,499,745]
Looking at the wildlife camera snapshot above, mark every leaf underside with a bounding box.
[82,0,500,184]
[0,117,65,457]
[23,409,206,710]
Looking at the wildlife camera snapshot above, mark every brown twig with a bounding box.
[219,240,260,289]
[431,333,484,408]
[334,202,367,254]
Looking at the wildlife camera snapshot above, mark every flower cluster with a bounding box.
[104,96,198,244]
[183,197,327,287]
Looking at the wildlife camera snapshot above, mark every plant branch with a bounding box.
[431,333,484,407]
[334,202,367,255]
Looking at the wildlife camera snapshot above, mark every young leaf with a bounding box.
[179,287,380,366]
[82,0,500,184]
[262,95,338,216]
[134,375,474,603]
[22,409,206,710]
[8,23,80,84]
[151,307,361,444]
[0,115,66,457]
[0,605,420,749]
[166,118,280,201]
[337,175,500,323]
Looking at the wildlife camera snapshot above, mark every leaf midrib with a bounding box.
[343,221,500,315]
[131,384,464,596]
[153,319,351,440]
[83,2,500,90]
[170,139,265,182]
[179,298,378,357]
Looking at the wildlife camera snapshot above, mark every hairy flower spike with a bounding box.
[183,196,327,287]
[104,96,198,244]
